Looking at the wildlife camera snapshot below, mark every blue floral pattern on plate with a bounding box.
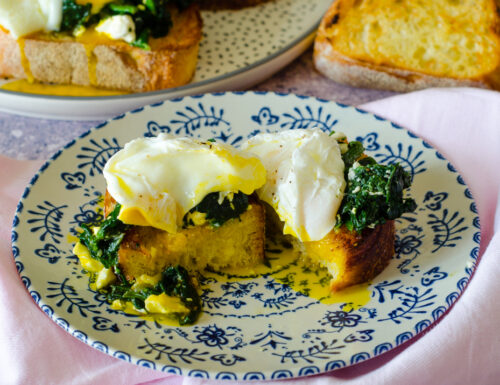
[11,92,479,380]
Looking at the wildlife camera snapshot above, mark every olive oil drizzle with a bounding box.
[203,240,371,309]
[75,237,371,327]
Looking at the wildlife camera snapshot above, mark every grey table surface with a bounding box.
[0,48,395,161]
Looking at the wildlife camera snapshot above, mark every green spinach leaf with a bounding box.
[102,265,201,325]
[108,4,138,14]
[93,0,174,49]
[61,0,92,32]
[341,141,365,170]
[337,163,417,232]
[183,191,249,228]
[79,204,129,268]
[63,0,193,48]
[157,266,201,325]
[105,281,156,310]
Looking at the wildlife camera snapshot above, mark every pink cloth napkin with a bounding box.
[1,88,499,385]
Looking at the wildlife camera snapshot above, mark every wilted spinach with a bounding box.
[84,0,195,49]
[183,191,249,228]
[341,141,365,170]
[328,134,417,232]
[157,266,201,325]
[79,203,129,268]
[337,163,417,232]
[61,0,92,32]
[103,265,201,325]
[78,202,200,324]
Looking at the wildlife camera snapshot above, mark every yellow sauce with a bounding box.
[84,44,98,87]
[203,242,371,310]
[111,301,186,327]
[73,238,371,327]
[1,79,128,96]
[74,28,121,46]
[67,234,80,245]
[17,38,34,83]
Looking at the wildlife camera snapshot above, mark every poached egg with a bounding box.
[241,129,346,242]
[0,0,62,38]
[103,134,266,233]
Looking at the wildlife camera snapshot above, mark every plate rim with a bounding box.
[10,91,482,380]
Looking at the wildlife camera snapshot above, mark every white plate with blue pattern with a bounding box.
[12,92,480,380]
[0,0,331,120]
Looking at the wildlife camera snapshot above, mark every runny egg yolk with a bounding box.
[103,134,267,233]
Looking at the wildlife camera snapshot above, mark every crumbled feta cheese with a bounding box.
[348,161,362,180]
[96,14,136,43]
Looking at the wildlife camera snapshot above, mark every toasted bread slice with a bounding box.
[303,222,395,291]
[104,191,265,281]
[265,201,395,292]
[314,0,500,92]
[0,5,202,92]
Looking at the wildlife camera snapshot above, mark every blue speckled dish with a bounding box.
[0,0,331,120]
[11,92,480,380]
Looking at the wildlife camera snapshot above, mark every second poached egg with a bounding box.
[242,129,346,242]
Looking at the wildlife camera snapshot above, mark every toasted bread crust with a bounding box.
[314,35,490,92]
[0,5,202,92]
[314,38,490,92]
[314,0,500,92]
[304,221,395,292]
[0,29,24,79]
[264,199,396,292]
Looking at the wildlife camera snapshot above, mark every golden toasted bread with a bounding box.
[0,5,202,92]
[304,222,395,291]
[314,0,500,91]
[106,186,395,290]
[265,201,395,292]
[104,191,265,281]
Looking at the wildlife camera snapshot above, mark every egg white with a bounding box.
[0,0,62,38]
[242,129,346,242]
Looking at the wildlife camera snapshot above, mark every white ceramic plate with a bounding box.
[0,0,331,121]
[12,92,480,380]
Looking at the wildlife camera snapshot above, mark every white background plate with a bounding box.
[12,92,480,380]
[0,0,331,120]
